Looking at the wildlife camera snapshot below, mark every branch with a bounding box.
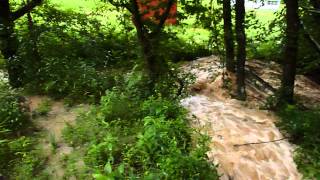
[308,8,320,14]
[131,0,143,29]
[301,6,320,14]
[152,0,175,36]
[301,20,320,55]
[11,0,43,21]
[233,137,288,147]
[109,0,133,13]
[245,67,277,93]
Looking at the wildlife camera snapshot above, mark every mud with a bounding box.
[28,96,88,179]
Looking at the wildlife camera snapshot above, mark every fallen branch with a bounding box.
[301,20,320,55]
[245,67,277,93]
[233,137,288,147]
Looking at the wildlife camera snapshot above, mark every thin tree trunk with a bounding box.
[280,0,300,104]
[0,0,23,88]
[223,0,235,72]
[235,0,246,100]
[131,0,169,91]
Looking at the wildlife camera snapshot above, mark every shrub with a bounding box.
[63,89,219,179]
[34,98,52,116]
[0,82,29,133]
[25,58,115,104]
[277,105,320,179]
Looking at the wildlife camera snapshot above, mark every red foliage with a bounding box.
[137,0,177,25]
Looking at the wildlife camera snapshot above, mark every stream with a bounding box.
[180,56,310,179]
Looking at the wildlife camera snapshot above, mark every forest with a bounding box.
[0,0,320,179]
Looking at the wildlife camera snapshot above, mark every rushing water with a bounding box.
[181,56,303,179]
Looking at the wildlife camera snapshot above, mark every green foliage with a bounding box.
[28,59,114,103]
[49,133,58,153]
[0,81,38,178]
[0,82,29,133]
[10,145,48,180]
[0,56,5,70]
[34,98,52,116]
[0,136,46,178]
[277,105,320,179]
[63,89,219,179]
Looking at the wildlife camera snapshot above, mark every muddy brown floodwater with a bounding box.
[180,56,319,180]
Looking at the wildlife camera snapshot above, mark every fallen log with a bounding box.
[245,67,277,93]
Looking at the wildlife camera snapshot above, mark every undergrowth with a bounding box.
[277,104,320,179]
[0,82,46,179]
[62,86,219,179]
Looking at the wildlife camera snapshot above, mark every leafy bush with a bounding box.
[277,105,320,179]
[34,98,52,116]
[0,82,34,177]
[63,89,219,179]
[23,56,116,104]
[0,82,29,133]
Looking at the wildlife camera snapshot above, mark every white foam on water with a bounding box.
[181,57,303,179]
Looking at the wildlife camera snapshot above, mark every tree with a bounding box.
[279,0,300,104]
[0,0,43,88]
[223,0,235,72]
[235,0,246,100]
[108,0,176,91]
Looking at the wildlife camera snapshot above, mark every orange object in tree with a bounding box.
[137,0,177,25]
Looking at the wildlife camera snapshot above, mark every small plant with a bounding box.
[35,98,53,116]
[49,133,58,153]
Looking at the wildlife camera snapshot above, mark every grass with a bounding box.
[34,98,53,116]
[49,133,58,153]
[49,0,103,11]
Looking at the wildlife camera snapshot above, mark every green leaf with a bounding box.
[104,162,112,174]
[93,174,108,180]
[117,163,125,174]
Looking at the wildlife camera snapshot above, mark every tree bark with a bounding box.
[223,0,235,72]
[130,0,171,91]
[235,0,246,100]
[0,0,43,88]
[11,0,43,21]
[280,0,300,104]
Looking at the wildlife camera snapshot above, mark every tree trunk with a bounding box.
[131,0,168,92]
[280,0,300,104]
[0,0,23,88]
[223,0,235,72]
[235,0,246,100]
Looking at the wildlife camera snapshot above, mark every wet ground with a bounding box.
[28,96,88,179]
